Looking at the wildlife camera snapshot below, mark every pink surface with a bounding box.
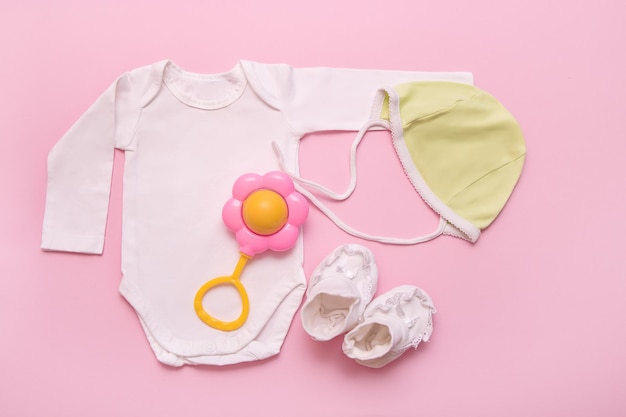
[1,1,625,416]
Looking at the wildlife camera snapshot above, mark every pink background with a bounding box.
[1,1,625,416]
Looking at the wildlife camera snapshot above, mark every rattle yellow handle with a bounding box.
[194,253,251,331]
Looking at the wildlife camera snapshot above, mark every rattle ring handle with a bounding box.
[194,254,251,331]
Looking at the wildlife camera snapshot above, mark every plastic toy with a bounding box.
[194,171,309,331]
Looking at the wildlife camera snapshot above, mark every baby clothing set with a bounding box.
[41,59,525,367]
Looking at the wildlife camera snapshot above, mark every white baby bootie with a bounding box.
[301,244,378,341]
[342,285,436,368]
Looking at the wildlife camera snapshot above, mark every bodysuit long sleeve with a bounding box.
[41,73,143,254]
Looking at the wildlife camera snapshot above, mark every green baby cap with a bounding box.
[377,81,526,242]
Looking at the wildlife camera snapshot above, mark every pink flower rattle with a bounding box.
[194,171,309,331]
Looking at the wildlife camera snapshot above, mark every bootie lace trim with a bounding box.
[374,287,436,351]
[309,245,376,305]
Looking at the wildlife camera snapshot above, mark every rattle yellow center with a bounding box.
[242,189,289,235]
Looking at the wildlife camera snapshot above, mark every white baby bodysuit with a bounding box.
[41,60,473,366]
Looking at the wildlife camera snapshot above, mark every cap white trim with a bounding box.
[376,87,481,243]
